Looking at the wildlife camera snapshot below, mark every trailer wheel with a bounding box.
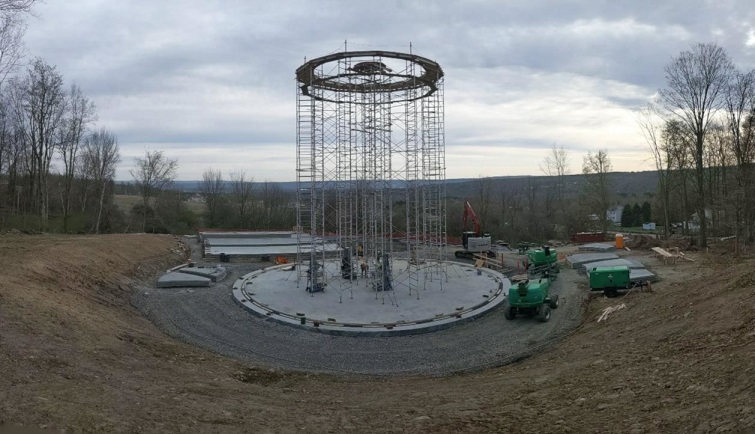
[537,304,551,322]
[549,295,559,309]
[504,305,515,320]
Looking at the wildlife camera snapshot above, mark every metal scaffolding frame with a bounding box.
[296,49,446,300]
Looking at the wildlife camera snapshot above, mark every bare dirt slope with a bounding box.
[0,233,752,433]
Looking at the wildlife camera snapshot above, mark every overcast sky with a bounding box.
[23,0,755,181]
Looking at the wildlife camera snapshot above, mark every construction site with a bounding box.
[0,47,753,433]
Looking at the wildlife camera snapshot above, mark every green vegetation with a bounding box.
[620,201,652,227]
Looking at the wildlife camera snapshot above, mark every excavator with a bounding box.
[454,201,496,259]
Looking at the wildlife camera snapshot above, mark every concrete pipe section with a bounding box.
[133,260,586,376]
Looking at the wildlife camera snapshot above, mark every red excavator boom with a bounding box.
[463,200,481,235]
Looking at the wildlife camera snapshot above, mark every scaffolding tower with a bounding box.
[296,49,446,299]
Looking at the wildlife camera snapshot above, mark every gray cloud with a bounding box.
[23,0,755,180]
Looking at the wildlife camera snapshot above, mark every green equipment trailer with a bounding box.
[588,265,630,297]
[526,246,559,277]
[517,242,533,255]
[504,278,559,322]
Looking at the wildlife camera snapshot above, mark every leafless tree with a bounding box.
[12,59,66,226]
[540,144,569,203]
[130,150,177,232]
[0,1,35,12]
[660,43,734,247]
[82,129,119,233]
[201,168,224,227]
[0,0,35,85]
[705,123,731,234]
[524,177,541,238]
[58,84,95,231]
[582,150,612,233]
[639,105,673,238]
[663,119,695,234]
[257,181,291,230]
[230,169,253,227]
[474,175,492,228]
[0,85,24,213]
[0,14,24,85]
[0,85,10,180]
[724,69,755,250]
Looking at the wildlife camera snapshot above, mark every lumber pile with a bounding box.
[651,247,677,264]
[473,254,513,274]
[651,246,693,264]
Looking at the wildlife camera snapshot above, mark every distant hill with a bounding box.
[118,170,659,199]
[445,171,658,201]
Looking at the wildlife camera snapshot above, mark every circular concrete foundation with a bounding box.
[232,260,509,335]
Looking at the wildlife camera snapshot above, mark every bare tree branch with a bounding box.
[130,150,177,232]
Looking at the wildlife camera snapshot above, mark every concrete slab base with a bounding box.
[567,252,620,268]
[630,268,658,283]
[157,271,211,288]
[177,266,227,282]
[578,243,616,252]
[232,260,509,335]
[200,231,335,258]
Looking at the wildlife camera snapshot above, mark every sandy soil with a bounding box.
[0,233,752,433]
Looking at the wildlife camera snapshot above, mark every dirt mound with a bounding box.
[626,233,661,249]
[1,234,752,433]
[628,234,699,253]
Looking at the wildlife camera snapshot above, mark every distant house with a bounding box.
[186,193,204,203]
[606,205,624,225]
[691,209,713,222]
[642,222,656,230]
[674,209,713,233]
[686,209,713,232]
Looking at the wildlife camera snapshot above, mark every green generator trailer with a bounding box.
[504,278,559,322]
[588,265,630,297]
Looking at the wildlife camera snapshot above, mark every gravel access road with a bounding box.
[132,258,587,376]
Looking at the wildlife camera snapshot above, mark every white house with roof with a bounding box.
[606,205,624,225]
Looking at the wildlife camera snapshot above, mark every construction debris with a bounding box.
[651,246,693,264]
[597,303,626,322]
[473,253,514,274]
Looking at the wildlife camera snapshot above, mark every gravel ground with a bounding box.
[133,260,587,376]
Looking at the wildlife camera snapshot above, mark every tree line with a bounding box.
[0,2,124,233]
[462,42,755,250]
[641,42,755,251]
[447,145,618,244]
[0,58,122,232]
[199,168,295,230]
[0,1,189,235]
[620,202,652,228]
